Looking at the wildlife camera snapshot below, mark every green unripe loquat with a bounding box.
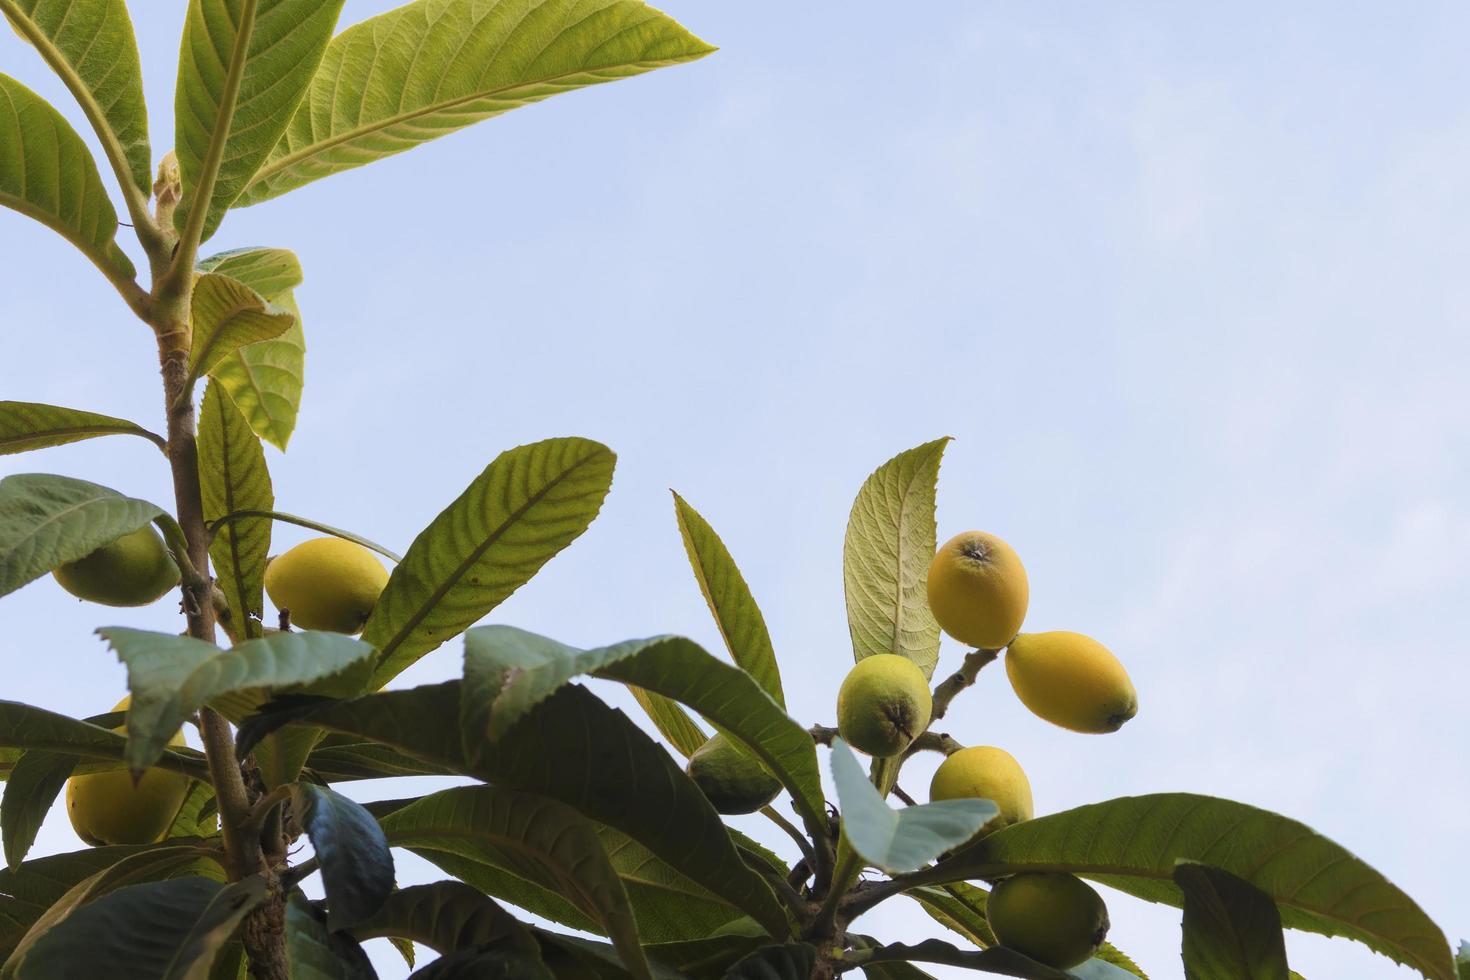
[52,526,179,608]
[836,654,932,757]
[687,733,781,814]
[987,872,1110,969]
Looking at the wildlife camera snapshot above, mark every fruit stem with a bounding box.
[929,648,1001,722]
[761,805,815,864]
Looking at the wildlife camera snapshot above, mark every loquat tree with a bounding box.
[0,2,1464,979]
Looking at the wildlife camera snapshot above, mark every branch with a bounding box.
[761,805,815,863]
[929,648,1001,722]
[903,731,963,759]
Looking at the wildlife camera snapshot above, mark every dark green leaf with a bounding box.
[721,944,817,980]
[1,751,72,868]
[842,438,948,677]
[98,627,374,773]
[830,738,995,873]
[409,945,553,980]
[0,474,164,599]
[305,739,453,782]
[365,438,616,687]
[856,939,1072,979]
[0,402,163,456]
[285,897,378,980]
[198,382,273,638]
[295,783,394,931]
[462,628,825,845]
[236,0,715,207]
[908,882,996,946]
[174,0,346,241]
[409,847,598,937]
[1177,862,1290,980]
[625,687,706,758]
[378,787,647,977]
[0,73,132,278]
[672,492,783,705]
[1,0,151,192]
[919,793,1456,980]
[164,780,218,840]
[0,699,206,778]
[352,881,536,954]
[240,681,790,937]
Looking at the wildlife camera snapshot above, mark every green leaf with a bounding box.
[721,944,817,980]
[377,786,647,977]
[352,881,537,954]
[295,783,395,932]
[625,688,707,758]
[0,402,164,456]
[305,738,454,782]
[0,0,151,193]
[0,474,164,599]
[364,437,616,687]
[97,627,374,772]
[919,793,1456,980]
[1,751,72,869]
[855,939,1072,979]
[1176,863,1290,980]
[908,882,996,947]
[0,700,206,778]
[409,847,598,937]
[843,438,948,678]
[410,945,553,980]
[186,273,295,393]
[830,737,995,874]
[461,627,825,843]
[198,382,273,637]
[0,844,218,968]
[0,73,132,279]
[198,248,306,450]
[1457,942,1468,978]
[164,779,218,840]
[672,492,783,706]
[174,0,346,242]
[239,680,790,937]
[285,897,377,980]
[236,0,715,207]
[10,875,266,980]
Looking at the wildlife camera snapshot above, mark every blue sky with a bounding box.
[2,2,1467,976]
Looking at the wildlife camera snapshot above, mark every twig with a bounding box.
[761,805,815,863]
[929,648,1001,722]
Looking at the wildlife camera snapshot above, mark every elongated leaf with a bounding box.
[285,897,378,980]
[98,627,374,772]
[305,738,454,781]
[856,939,1072,979]
[672,493,783,706]
[1,0,150,193]
[379,787,648,976]
[0,751,72,869]
[364,438,615,686]
[843,438,948,677]
[165,780,218,840]
[410,946,552,980]
[236,0,715,207]
[409,847,598,936]
[352,881,536,954]
[0,844,217,967]
[462,627,825,843]
[1177,863,1290,980]
[626,687,706,758]
[174,0,346,241]
[198,248,306,450]
[722,944,817,980]
[919,794,1456,980]
[908,883,996,947]
[239,680,790,936]
[830,738,994,874]
[296,783,394,931]
[10,875,265,979]
[0,73,132,278]
[187,273,295,392]
[0,474,164,599]
[0,402,163,456]
[198,382,272,637]
[0,700,206,778]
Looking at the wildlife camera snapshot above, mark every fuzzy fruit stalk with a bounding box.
[927,531,1029,649]
[1005,631,1137,733]
[836,654,933,757]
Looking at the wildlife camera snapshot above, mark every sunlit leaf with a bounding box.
[186,273,295,393]
[198,382,272,637]
[1177,862,1290,980]
[0,403,163,457]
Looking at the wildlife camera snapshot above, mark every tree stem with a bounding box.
[929,648,1000,722]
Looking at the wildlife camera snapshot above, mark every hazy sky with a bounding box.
[2,3,1467,977]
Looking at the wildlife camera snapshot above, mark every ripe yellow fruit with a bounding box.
[687,733,781,814]
[928,745,1034,832]
[836,654,933,757]
[52,526,178,607]
[66,697,192,846]
[1005,631,1137,733]
[987,872,1110,969]
[264,537,389,634]
[926,531,1029,649]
